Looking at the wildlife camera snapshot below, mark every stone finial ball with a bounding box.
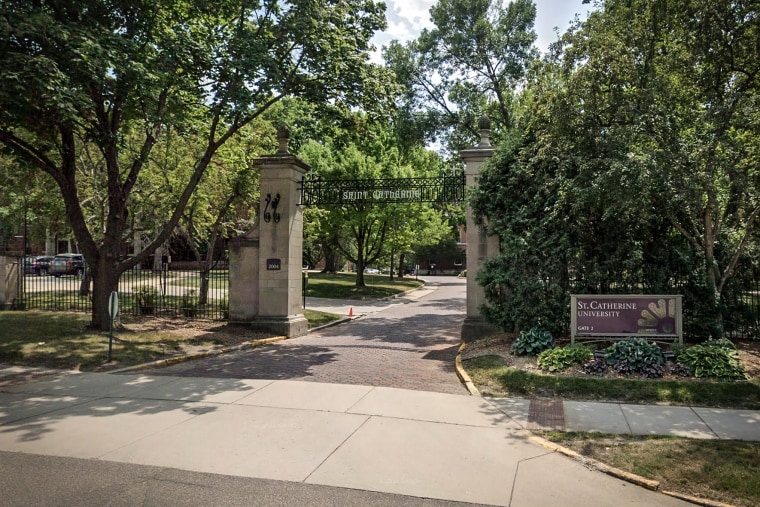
[276,125,290,152]
[478,115,491,131]
[276,124,290,140]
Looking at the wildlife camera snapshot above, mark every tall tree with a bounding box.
[383,0,538,151]
[0,0,389,329]
[299,125,449,287]
[473,0,760,337]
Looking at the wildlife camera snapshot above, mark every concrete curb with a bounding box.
[528,434,661,491]
[108,335,288,374]
[454,342,480,396]
[454,344,734,507]
[661,491,738,507]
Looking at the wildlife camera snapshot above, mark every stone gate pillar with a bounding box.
[461,116,501,342]
[229,126,309,337]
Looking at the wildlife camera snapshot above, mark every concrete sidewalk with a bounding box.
[0,368,728,506]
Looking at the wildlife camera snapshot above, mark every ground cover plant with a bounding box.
[461,334,760,410]
[510,327,555,356]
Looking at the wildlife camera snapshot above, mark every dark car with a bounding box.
[50,253,85,277]
[24,255,55,275]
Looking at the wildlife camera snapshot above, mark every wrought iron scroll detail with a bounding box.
[263,193,281,223]
[299,174,466,206]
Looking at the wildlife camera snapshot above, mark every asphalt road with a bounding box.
[148,276,468,395]
[0,451,483,507]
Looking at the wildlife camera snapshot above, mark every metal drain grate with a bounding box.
[527,399,565,430]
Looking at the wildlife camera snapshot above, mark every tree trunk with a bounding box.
[199,269,210,305]
[399,252,406,277]
[90,259,121,331]
[322,239,340,274]
[389,252,395,281]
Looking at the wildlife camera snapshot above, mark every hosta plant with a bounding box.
[510,327,555,356]
[702,337,736,350]
[677,345,747,381]
[604,338,664,374]
[537,345,593,372]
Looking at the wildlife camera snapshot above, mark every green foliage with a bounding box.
[703,338,736,350]
[133,286,158,315]
[299,130,449,287]
[604,339,665,375]
[537,345,593,372]
[383,0,538,151]
[678,346,748,381]
[471,0,760,339]
[181,290,200,318]
[0,0,390,330]
[510,327,555,356]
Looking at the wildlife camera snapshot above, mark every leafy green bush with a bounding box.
[604,338,664,374]
[134,285,158,315]
[670,343,687,362]
[181,289,200,317]
[702,337,736,350]
[537,345,593,372]
[510,327,555,356]
[677,345,747,381]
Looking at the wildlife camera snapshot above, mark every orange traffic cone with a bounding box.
[348,307,353,317]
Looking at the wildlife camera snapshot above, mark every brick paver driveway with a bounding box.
[150,276,468,395]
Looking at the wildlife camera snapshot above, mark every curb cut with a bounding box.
[108,335,288,374]
[454,342,480,396]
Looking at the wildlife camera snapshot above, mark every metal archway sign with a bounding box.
[299,173,465,205]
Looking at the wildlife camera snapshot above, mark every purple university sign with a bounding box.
[570,295,683,344]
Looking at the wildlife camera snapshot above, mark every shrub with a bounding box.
[702,337,736,350]
[510,327,555,356]
[181,289,200,317]
[604,338,665,374]
[134,285,158,315]
[670,343,687,362]
[537,345,593,372]
[677,345,747,381]
[583,358,608,376]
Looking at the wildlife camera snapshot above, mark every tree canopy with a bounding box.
[383,0,537,152]
[0,0,391,328]
[473,0,760,337]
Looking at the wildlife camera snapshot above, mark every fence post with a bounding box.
[0,256,22,310]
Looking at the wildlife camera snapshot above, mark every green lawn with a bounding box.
[305,272,423,299]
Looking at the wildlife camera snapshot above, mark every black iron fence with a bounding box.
[17,257,229,320]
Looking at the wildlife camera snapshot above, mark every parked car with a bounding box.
[24,255,55,275]
[363,267,381,274]
[50,253,85,277]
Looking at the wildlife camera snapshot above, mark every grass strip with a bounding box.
[539,431,760,507]
[464,355,760,409]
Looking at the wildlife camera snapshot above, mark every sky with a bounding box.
[370,0,594,60]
